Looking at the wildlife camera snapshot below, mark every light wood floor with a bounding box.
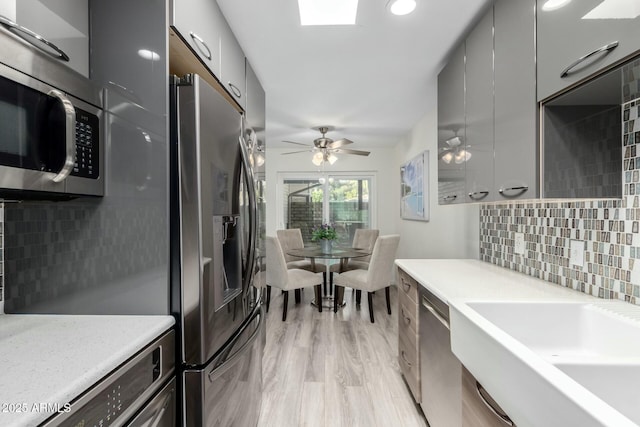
[258,285,428,427]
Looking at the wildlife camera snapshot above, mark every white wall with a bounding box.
[265,146,398,237]
[394,95,480,260]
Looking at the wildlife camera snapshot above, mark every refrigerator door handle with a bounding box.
[238,130,258,292]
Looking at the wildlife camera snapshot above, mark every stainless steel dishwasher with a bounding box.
[419,287,461,427]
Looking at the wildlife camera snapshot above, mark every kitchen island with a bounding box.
[0,314,174,426]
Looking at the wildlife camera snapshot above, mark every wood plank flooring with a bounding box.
[259,286,428,427]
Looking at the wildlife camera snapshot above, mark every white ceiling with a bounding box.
[217,0,491,149]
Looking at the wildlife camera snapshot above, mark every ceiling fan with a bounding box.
[282,126,370,165]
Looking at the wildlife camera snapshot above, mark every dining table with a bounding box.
[286,245,371,309]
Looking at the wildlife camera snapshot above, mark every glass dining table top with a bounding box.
[286,246,370,259]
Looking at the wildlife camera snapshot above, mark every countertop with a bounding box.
[395,258,640,319]
[0,314,175,427]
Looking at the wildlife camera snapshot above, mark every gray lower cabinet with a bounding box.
[493,0,537,200]
[537,0,640,101]
[462,366,516,427]
[437,43,466,205]
[397,268,421,403]
[464,9,494,203]
[170,0,223,77]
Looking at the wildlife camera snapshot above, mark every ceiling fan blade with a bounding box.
[282,140,311,147]
[327,138,353,148]
[333,148,370,156]
[282,150,312,155]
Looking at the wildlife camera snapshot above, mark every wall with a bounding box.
[394,99,480,260]
[2,0,170,314]
[480,59,640,304]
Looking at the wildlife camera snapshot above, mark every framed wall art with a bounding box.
[400,151,429,221]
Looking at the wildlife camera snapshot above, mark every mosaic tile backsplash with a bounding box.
[481,96,640,304]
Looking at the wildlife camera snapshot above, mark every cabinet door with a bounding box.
[537,0,640,101]
[13,0,89,77]
[437,43,466,205]
[493,0,537,200]
[220,20,246,104]
[171,0,222,77]
[464,9,494,202]
[245,60,265,132]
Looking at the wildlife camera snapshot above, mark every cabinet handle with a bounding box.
[401,308,411,326]
[498,186,528,197]
[476,381,514,426]
[560,41,619,78]
[189,31,212,60]
[400,350,412,368]
[228,82,242,99]
[468,191,489,200]
[0,15,70,61]
[401,280,411,293]
[443,195,457,201]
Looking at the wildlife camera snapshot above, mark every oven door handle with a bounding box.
[48,89,76,183]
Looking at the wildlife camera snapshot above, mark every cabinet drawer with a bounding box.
[397,269,418,304]
[462,366,515,427]
[399,329,421,402]
[398,289,418,338]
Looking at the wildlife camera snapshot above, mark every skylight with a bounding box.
[298,0,359,26]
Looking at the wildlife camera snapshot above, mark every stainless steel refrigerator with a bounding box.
[169,74,264,426]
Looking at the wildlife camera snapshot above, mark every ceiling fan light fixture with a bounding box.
[312,151,324,166]
[454,149,472,164]
[388,0,416,16]
[254,153,265,167]
[327,153,338,164]
[441,151,454,164]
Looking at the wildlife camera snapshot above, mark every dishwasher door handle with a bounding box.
[422,296,449,330]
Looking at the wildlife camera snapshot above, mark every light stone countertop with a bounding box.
[395,258,640,320]
[0,314,175,427]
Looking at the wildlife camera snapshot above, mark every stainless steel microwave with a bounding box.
[0,26,103,198]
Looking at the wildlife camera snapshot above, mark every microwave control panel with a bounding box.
[71,108,99,179]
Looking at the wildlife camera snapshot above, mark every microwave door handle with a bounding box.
[238,133,257,291]
[48,90,76,183]
[0,15,70,61]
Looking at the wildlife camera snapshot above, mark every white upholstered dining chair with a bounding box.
[276,228,329,291]
[330,228,379,277]
[266,236,323,321]
[333,234,400,323]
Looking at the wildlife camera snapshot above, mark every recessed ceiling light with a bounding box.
[388,0,417,16]
[298,0,359,26]
[541,0,571,11]
[582,0,640,19]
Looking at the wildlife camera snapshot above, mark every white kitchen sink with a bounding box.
[449,300,640,427]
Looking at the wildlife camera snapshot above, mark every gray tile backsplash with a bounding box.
[481,95,640,304]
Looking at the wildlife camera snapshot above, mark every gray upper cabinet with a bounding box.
[170,0,223,77]
[493,0,537,200]
[245,60,265,134]
[3,0,89,77]
[437,43,466,205]
[220,19,246,103]
[464,10,494,203]
[537,0,640,101]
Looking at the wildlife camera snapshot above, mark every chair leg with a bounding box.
[314,285,322,313]
[295,289,301,304]
[330,272,334,295]
[368,292,375,323]
[356,290,362,305]
[282,291,289,321]
[323,272,327,296]
[266,286,271,312]
[385,286,391,315]
[334,285,340,313]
